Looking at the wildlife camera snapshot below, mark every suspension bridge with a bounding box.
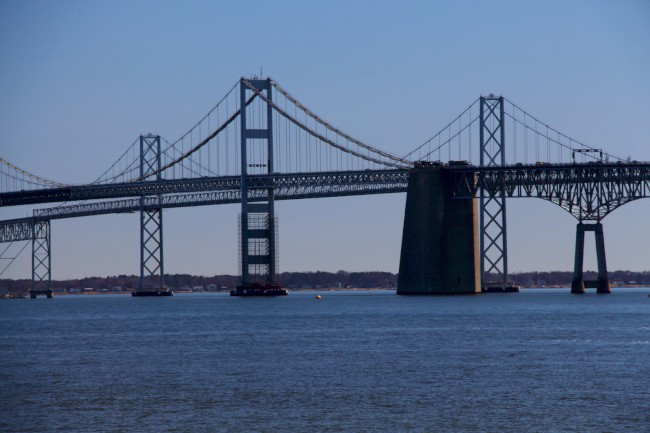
[1,77,648,296]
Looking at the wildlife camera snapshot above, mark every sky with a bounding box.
[1,0,649,280]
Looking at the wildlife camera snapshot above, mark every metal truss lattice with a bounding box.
[450,163,650,221]
[32,220,51,291]
[140,206,164,289]
[139,135,164,290]
[479,95,508,284]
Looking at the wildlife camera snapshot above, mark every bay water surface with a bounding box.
[1,288,649,432]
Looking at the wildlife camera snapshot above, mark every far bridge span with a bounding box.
[1,78,648,295]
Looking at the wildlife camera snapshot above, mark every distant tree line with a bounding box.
[0,271,397,293]
[1,270,649,293]
[496,270,650,287]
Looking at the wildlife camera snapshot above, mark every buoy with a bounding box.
[316,295,321,299]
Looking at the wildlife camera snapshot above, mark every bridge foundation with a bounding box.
[397,164,480,294]
[29,289,53,298]
[571,222,610,294]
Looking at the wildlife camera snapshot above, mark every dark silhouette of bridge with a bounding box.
[1,78,648,295]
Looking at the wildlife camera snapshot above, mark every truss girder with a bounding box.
[6,163,649,229]
[0,218,34,242]
[28,186,407,221]
[451,163,650,221]
[28,170,409,219]
[0,170,410,207]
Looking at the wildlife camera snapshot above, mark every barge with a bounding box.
[131,287,173,297]
[481,282,520,293]
[230,283,288,297]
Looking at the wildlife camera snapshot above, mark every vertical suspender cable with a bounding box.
[535,120,539,161]
[469,106,473,163]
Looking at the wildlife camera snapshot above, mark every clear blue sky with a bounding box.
[1,0,649,280]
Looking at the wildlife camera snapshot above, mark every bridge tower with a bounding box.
[239,78,278,285]
[479,95,509,287]
[138,134,165,291]
[31,219,52,298]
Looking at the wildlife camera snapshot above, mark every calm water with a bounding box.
[1,289,649,432]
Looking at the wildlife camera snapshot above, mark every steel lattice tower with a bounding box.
[139,134,164,290]
[479,95,508,285]
[31,220,51,292]
[239,78,278,285]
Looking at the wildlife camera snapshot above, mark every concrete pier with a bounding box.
[571,222,610,294]
[397,164,480,294]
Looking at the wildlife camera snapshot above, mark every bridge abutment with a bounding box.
[571,222,610,294]
[397,165,480,294]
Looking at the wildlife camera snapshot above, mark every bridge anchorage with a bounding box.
[1,77,649,296]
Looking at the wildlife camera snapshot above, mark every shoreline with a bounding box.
[4,285,650,299]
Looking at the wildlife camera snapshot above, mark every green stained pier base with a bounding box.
[397,164,480,295]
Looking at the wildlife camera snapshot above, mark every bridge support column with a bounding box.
[397,164,480,294]
[140,206,164,290]
[571,222,610,294]
[479,95,509,287]
[31,219,52,297]
[138,134,165,292]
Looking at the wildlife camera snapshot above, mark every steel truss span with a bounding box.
[450,162,650,221]
[0,218,34,242]
[15,169,406,220]
[0,181,407,244]
[0,170,409,208]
